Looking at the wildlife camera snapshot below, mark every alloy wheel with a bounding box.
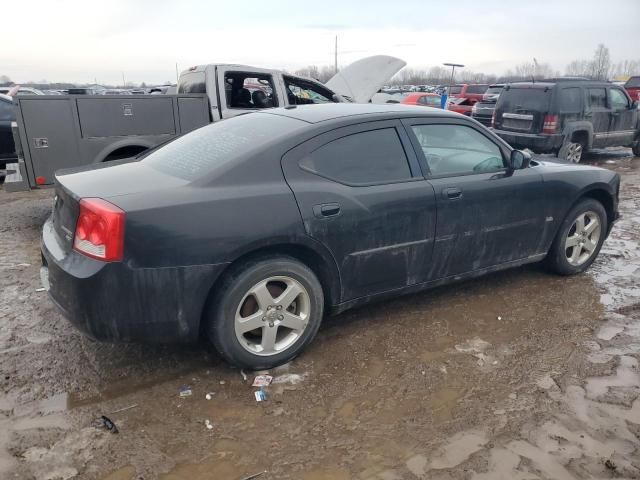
[234,276,310,356]
[566,142,583,163]
[564,211,601,266]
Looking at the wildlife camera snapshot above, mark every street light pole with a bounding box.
[443,62,464,110]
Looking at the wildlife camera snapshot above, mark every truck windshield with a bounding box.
[498,87,551,112]
[145,113,304,181]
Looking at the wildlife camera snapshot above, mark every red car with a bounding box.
[448,84,489,104]
[624,76,640,102]
[401,92,442,108]
[447,97,473,116]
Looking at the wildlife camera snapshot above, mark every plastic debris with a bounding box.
[241,472,267,480]
[204,419,213,430]
[497,316,502,321]
[254,389,268,402]
[240,369,248,381]
[205,392,215,400]
[110,404,139,414]
[94,415,119,434]
[219,380,226,385]
[35,287,46,292]
[252,375,273,387]
[179,385,192,397]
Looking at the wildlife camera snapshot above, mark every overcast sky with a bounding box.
[3,0,639,85]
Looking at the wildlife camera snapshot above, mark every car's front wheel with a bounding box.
[206,256,324,369]
[545,198,607,275]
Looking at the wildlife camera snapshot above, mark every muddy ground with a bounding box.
[1,150,639,480]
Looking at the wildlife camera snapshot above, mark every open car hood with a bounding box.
[326,55,406,104]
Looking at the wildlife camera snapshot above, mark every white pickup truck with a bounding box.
[5,56,405,191]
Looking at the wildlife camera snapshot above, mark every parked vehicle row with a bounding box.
[41,103,620,369]
[493,79,640,162]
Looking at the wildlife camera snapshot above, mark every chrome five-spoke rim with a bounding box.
[566,143,583,163]
[234,276,310,356]
[565,211,601,266]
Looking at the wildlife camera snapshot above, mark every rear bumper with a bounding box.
[493,130,564,153]
[41,216,229,343]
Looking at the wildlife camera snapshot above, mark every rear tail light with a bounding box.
[542,114,559,134]
[73,198,125,262]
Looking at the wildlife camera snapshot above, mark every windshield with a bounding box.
[449,86,463,95]
[146,113,304,181]
[498,87,551,112]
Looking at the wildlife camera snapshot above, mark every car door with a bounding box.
[0,98,16,161]
[281,120,437,301]
[608,87,637,146]
[585,87,611,147]
[402,118,548,279]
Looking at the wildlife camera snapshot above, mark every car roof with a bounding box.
[507,80,612,89]
[0,93,12,102]
[260,103,458,124]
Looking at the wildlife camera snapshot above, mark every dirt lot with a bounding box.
[1,150,639,480]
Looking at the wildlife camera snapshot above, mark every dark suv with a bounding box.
[493,79,640,162]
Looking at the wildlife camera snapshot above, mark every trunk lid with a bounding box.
[494,84,554,134]
[325,55,406,103]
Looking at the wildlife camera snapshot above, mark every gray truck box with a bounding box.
[6,94,209,191]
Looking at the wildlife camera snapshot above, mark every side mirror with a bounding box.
[510,149,531,170]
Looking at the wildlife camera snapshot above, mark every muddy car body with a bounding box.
[41,104,620,369]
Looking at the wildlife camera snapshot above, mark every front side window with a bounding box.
[587,88,607,109]
[284,77,336,105]
[559,87,581,113]
[609,88,629,110]
[224,72,277,109]
[300,128,412,185]
[177,71,206,94]
[411,124,504,176]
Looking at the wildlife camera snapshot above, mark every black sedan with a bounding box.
[41,104,619,369]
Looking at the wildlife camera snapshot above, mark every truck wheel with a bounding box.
[545,198,607,275]
[206,256,324,369]
[558,140,584,163]
[632,141,640,157]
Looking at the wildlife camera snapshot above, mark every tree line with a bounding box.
[2,44,638,89]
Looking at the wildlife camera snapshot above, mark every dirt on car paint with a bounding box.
[0,150,639,480]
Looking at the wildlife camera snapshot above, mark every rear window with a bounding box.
[178,71,206,94]
[485,86,503,95]
[449,86,463,95]
[626,77,640,88]
[498,87,551,112]
[145,113,304,181]
[467,85,489,94]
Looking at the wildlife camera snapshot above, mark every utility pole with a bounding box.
[443,62,464,110]
[122,72,126,88]
[334,35,338,74]
[175,63,179,84]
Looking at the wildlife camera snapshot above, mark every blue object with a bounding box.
[440,93,448,109]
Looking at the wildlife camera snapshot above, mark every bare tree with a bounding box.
[591,43,611,80]
[0,75,12,86]
[565,59,592,77]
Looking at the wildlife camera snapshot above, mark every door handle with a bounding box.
[313,203,341,218]
[442,187,462,200]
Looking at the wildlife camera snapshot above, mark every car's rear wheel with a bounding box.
[545,198,607,275]
[206,256,324,369]
[558,140,584,163]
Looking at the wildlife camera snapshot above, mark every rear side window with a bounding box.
[586,88,607,109]
[146,113,305,181]
[178,71,206,94]
[498,88,551,112]
[467,85,489,94]
[559,88,581,113]
[300,128,412,185]
[0,100,14,121]
[449,86,463,95]
[224,72,278,109]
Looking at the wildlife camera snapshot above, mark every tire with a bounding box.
[545,198,607,275]
[632,141,640,157]
[206,256,324,369]
[557,139,585,163]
